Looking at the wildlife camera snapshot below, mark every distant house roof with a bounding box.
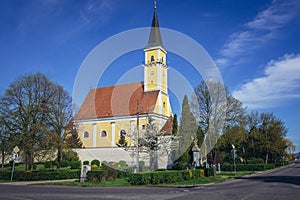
[74,82,160,120]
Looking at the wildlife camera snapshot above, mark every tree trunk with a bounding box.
[265,152,269,164]
[1,149,5,172]
[57,145,61,170]
[25,152,32,171]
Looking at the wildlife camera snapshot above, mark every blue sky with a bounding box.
[0,0,299,152]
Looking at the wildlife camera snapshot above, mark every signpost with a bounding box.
[11,146,19,181]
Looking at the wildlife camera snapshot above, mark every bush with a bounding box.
[91,164,99,170]
[70,161,81,169]
[1,170,80,181]
[62,150,79,162]
[127,170,202,185]
[91,159,100,167]
[60,160,69,168]
[119,160,128,167]
[83,161,89,165]
[44,161,52,169]
[86,170,108,183]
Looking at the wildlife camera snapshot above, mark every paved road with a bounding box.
[0,163,299,200]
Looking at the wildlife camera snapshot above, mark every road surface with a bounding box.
[0,163,299,200]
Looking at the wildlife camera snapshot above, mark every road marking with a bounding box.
[240,193,255,200]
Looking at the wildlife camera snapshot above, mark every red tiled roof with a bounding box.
[160,116,173,136]
[74,82,159,120]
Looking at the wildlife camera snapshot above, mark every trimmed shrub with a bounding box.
[60,160,69,168]
[83,161,89,165]
[119,160,128,167]
[127,170,202,185]
[1,170,80,181]
[91,164,99,170]
[44,161,52,169]
[86,170,108,183]
[91,159,100,167]
[70,161,81,169]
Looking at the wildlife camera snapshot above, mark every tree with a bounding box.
[259,113,287,164]
[172,114,178,135]
[140,116,161,170]
[65,123,83,148]
[173,95,197,170]
[0,73,54,170]
[0,114,14,172]
[193,80,245,175]
[216,126,247,163]
[48,84,73,170]
[117,130,128,148]
[244,112,288,164]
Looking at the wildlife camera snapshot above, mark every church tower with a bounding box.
[143,1,172,117]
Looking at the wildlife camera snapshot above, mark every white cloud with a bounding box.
[218,0,300,65]
[233,54,300,109]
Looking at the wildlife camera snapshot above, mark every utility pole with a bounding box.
[135,100,140,173]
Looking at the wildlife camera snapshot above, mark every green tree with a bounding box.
[193,80,245,175]
[65,124,83,148]
[0,73,54,170]
[116,130,128,148]
[172,114,178,135]
[48,84,73,170]
[173,95,197,169]
[0,114,14,172]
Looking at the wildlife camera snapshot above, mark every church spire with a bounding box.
[145,0,164,49]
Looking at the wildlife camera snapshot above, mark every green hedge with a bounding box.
[221,164,275,171]
[0,170,80,181]
[127,170,202,185]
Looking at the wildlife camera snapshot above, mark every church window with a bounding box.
[83,131,89,138]
[142,125,146,130]
[151,55,155,62]
[101,130,107,137]
[163,102,166,108]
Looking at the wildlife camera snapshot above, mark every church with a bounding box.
[73,2,173,150]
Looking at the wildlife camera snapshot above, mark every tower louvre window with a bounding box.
[151,55,155,62]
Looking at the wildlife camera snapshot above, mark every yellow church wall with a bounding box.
[161,67,167,93]
[96,122,111,147]
[77,117,150,148]
[146,49,166,64]
[147,66,158,91]
[77,123,93,148]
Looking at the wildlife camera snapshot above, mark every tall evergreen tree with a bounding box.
[173,95,197,169]
[172,114,178,135]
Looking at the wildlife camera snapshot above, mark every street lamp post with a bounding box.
[231,144,237,176]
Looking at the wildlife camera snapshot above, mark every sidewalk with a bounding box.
[0,179,77,186]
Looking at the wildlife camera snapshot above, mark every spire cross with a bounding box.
[154,0,157,9]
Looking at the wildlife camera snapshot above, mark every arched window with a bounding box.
[83,131,89,138]
[151,55,155,62]
[120,129,126,136]
[101,130,107,137]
